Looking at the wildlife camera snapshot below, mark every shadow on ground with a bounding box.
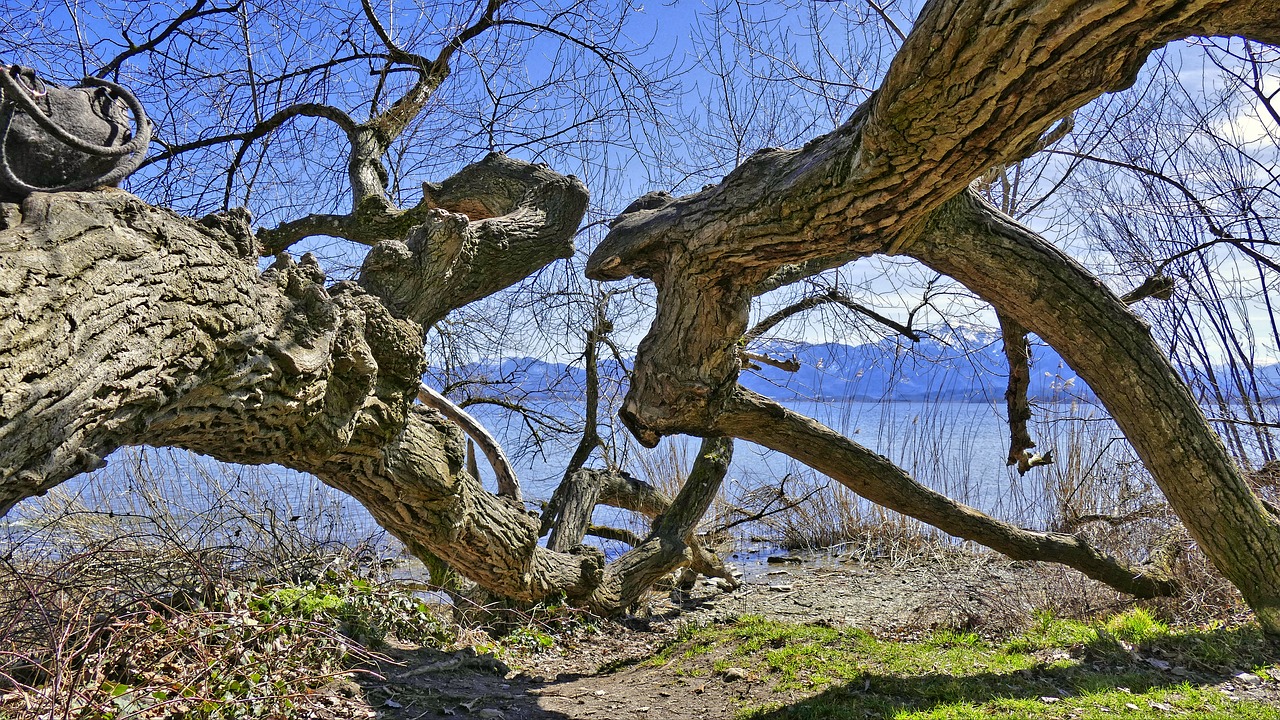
[350,622,1279,720]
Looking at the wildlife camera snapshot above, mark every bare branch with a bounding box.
[560,304,611,483]
[744,288,920,345]
[142,103,357,171]
[740,351,801,373]
[717,388,1177,598]
[1048,149,1280,275]
[94,1,244,79]
[363,0,505,144]
[586,524,643,547]
[997,312,1036,469]
[1121,275,1175,304]
[418,382,520,500]
[865,0,906,42]
[359,0,421,64]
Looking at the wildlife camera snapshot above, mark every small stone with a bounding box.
[723,667,749,681]
[1145,657,1171,670]
[637,707,651,713]
[1125,703,1140,711]
[383,699,403,709]
[1235,672,1262,684]
[767,555,803,564]
[594,690,607,696]
[1150,702,1173,711]
[1039,696,1060,703]
[476,710,505,719]
[1171,666,1189,676]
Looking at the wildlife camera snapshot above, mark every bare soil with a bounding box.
[310,553,1279,719]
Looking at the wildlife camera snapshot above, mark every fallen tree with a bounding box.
[586,0,1280,634]
[0,157,732,613]
[1,0,1279,637]
[0,0,734,613]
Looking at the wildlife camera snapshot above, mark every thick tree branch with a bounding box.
[541,453,739,596]
[911,189,1280,631]
[715,389,1175,597]
[417,382,519,500]
[588,0,1280,634]
[591,0,1280,288]
[313,408,615,607]
[606,437,739,603]
[587,524,643,547]
[362,0,504,143]
[0,188,711,616]
[260,152,587,307]
[357,154,586,327]
[1121,275,1176,304]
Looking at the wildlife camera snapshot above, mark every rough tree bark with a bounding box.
[1,0,748,621]
[4,0,1280,635]
[0,152,727,614]
[997,312,1038,472]
[586,0,1280,635]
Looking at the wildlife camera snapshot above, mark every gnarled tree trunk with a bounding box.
[0,154,730,615]
[586,0,1280,636]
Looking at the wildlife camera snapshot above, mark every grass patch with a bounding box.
[654,614,1279,720]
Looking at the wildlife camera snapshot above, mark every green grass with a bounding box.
[651,612,1279,720]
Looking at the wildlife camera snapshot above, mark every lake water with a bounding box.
[2,398,1137,549]
[467,398,1021,498]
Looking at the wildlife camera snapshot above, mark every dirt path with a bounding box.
[311,552,1278,719]
[317,554,1109,719]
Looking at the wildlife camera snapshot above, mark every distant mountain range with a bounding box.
[430,326,1112,404]
[738,330,1089,403]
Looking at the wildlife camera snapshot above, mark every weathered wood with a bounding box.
[544,468,607,553]
[0,154,669,614]
[359,153,586,328]
[542,460,738,594]
[0,151,744,616]
[586,0,1280,634]
[913,190,1280,635]
[7,0,1280,634]
[418,382,520,500]
[716,389,1175,598]
[606,437,739,605]
[997,313,1037,470]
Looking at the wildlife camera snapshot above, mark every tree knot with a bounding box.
[199,207,258,258]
